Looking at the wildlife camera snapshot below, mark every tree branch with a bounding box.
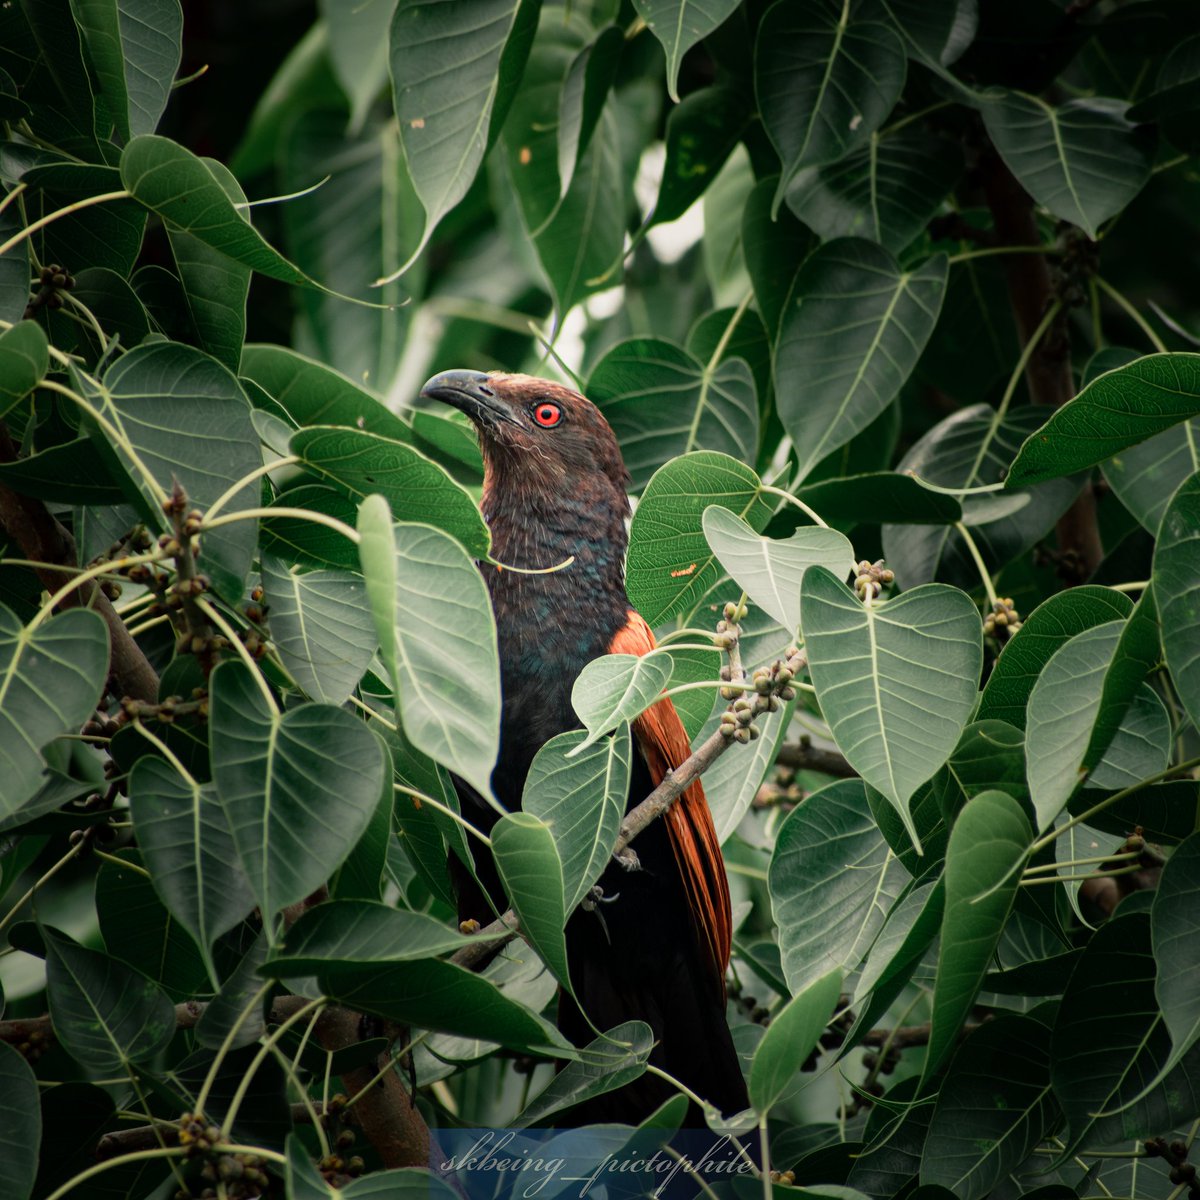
[775,739,856,778]
[980,150,1103,580]
[0,424,159,701]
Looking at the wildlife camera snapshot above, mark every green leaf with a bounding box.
[92,341,261,600]
[1153,471,1200,730]
[260,486,361,572]
[1025,613,1158,834]
[522,727,631,912]
[119,135,332,290]
[166,157,250,373]
[884,403,1083,588]
[626,451,774,627]
[652,84,749,225]
[800,566,982,849]
[529,99,625,321]
[94,849,210,1000]
[240,344,413,441]
[742,175,817,342]
[194,934,269,1050]
[756,0,906,198]
[279,110,420,389]
[981,93,1155,239]
[1150,832,1200,1083]
[0,320,48,418]
[265,900,489,973]
[1105,416,1200,535]
[557,25,622,198]
[634,0,739,101]
[43,925,175,1073]
[702,507,854,634]
[514,1020,654,1127]
[976,586,1133,729]
[588,337,759,491]
[493,811,571,989]
[1051,911,1200,1155]
[391,0,539,273]
[260,556,378,706]
[0,1041,39,1200]
[317,955,566,1053]
[209,661,387,919]
[749,968,842,1114]
[320,0,393,131]
[1008,353,1200,487]
[922,790,1030,1084]
[1,437,126,506]
[776,240,947,484]
[921,1016,1058,1200]
[69,0,181,141]
[850,876,942,1008]
[570,653,673,750]
[357,498,501,804]
[0,605,109,820]
[770,779,909,997]
[291,426,489,557]
[0,201,30,324]
[128,756,256,982]
[785,127,959,255]
[792,472,962,527]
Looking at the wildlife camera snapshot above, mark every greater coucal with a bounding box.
[420,369,748,1123]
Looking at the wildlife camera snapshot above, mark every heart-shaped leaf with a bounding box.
[128,756,257,983]
[801,566,982,849]
[209,661,387,920]
[0,1041,38,1200]
[292,426,489,557]
[776,240,947,484]
[0,320,49,418]
[44,926,175,1073]
[0,605,109,820]
[260,555,378,706]
[570,653,673,751]
[756,0,906,197]
[702,506,854,633]
[627,452,775,626]
[635,0,740,101]
[982,93,1155,239]
[357,497,501,804]
[1155,472,1200,731]
[588,338,759,493]
[770,779,909,997]
[523,727,631,912]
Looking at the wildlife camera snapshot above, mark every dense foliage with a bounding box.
[1,0,1200,1198]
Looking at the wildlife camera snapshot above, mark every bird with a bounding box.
[419,368,748,1124]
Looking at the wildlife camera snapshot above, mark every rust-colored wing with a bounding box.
[609,611,732,993]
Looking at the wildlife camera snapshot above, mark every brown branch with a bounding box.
[0,423,159,701]
[775,739,856,778]
[451,641,805,971]
[980,150,1103,580]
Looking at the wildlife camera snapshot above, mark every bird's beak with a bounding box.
[419,370,519,429]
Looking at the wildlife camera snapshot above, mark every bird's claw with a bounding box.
[613,847,641,872]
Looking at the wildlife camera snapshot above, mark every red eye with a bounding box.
[532,402,562,427]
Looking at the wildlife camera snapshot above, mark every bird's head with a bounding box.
[419,370,630,502]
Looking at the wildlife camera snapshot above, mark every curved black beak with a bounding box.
[419,370,519,429]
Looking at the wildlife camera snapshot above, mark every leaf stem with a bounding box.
[0,839,86,936]
[194,597,279,714]
[220,997,327,1136]
[953,522,999,609]
[201,506,361,544]
[1095,277,1167,353]
[1030,754,1200,856]
[130,717,200,788]
[27,551,161,633]
[995,297,1062,428]
[761,484,828,528]
[194,981,275,1116]
[205,456,301,521]
[393,784,493,848]
[1023,848,1140,874]
[0,190,132,259]
[1021,864,1143,885]
[41,1146,184,1200]
[946,244,1058,266]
